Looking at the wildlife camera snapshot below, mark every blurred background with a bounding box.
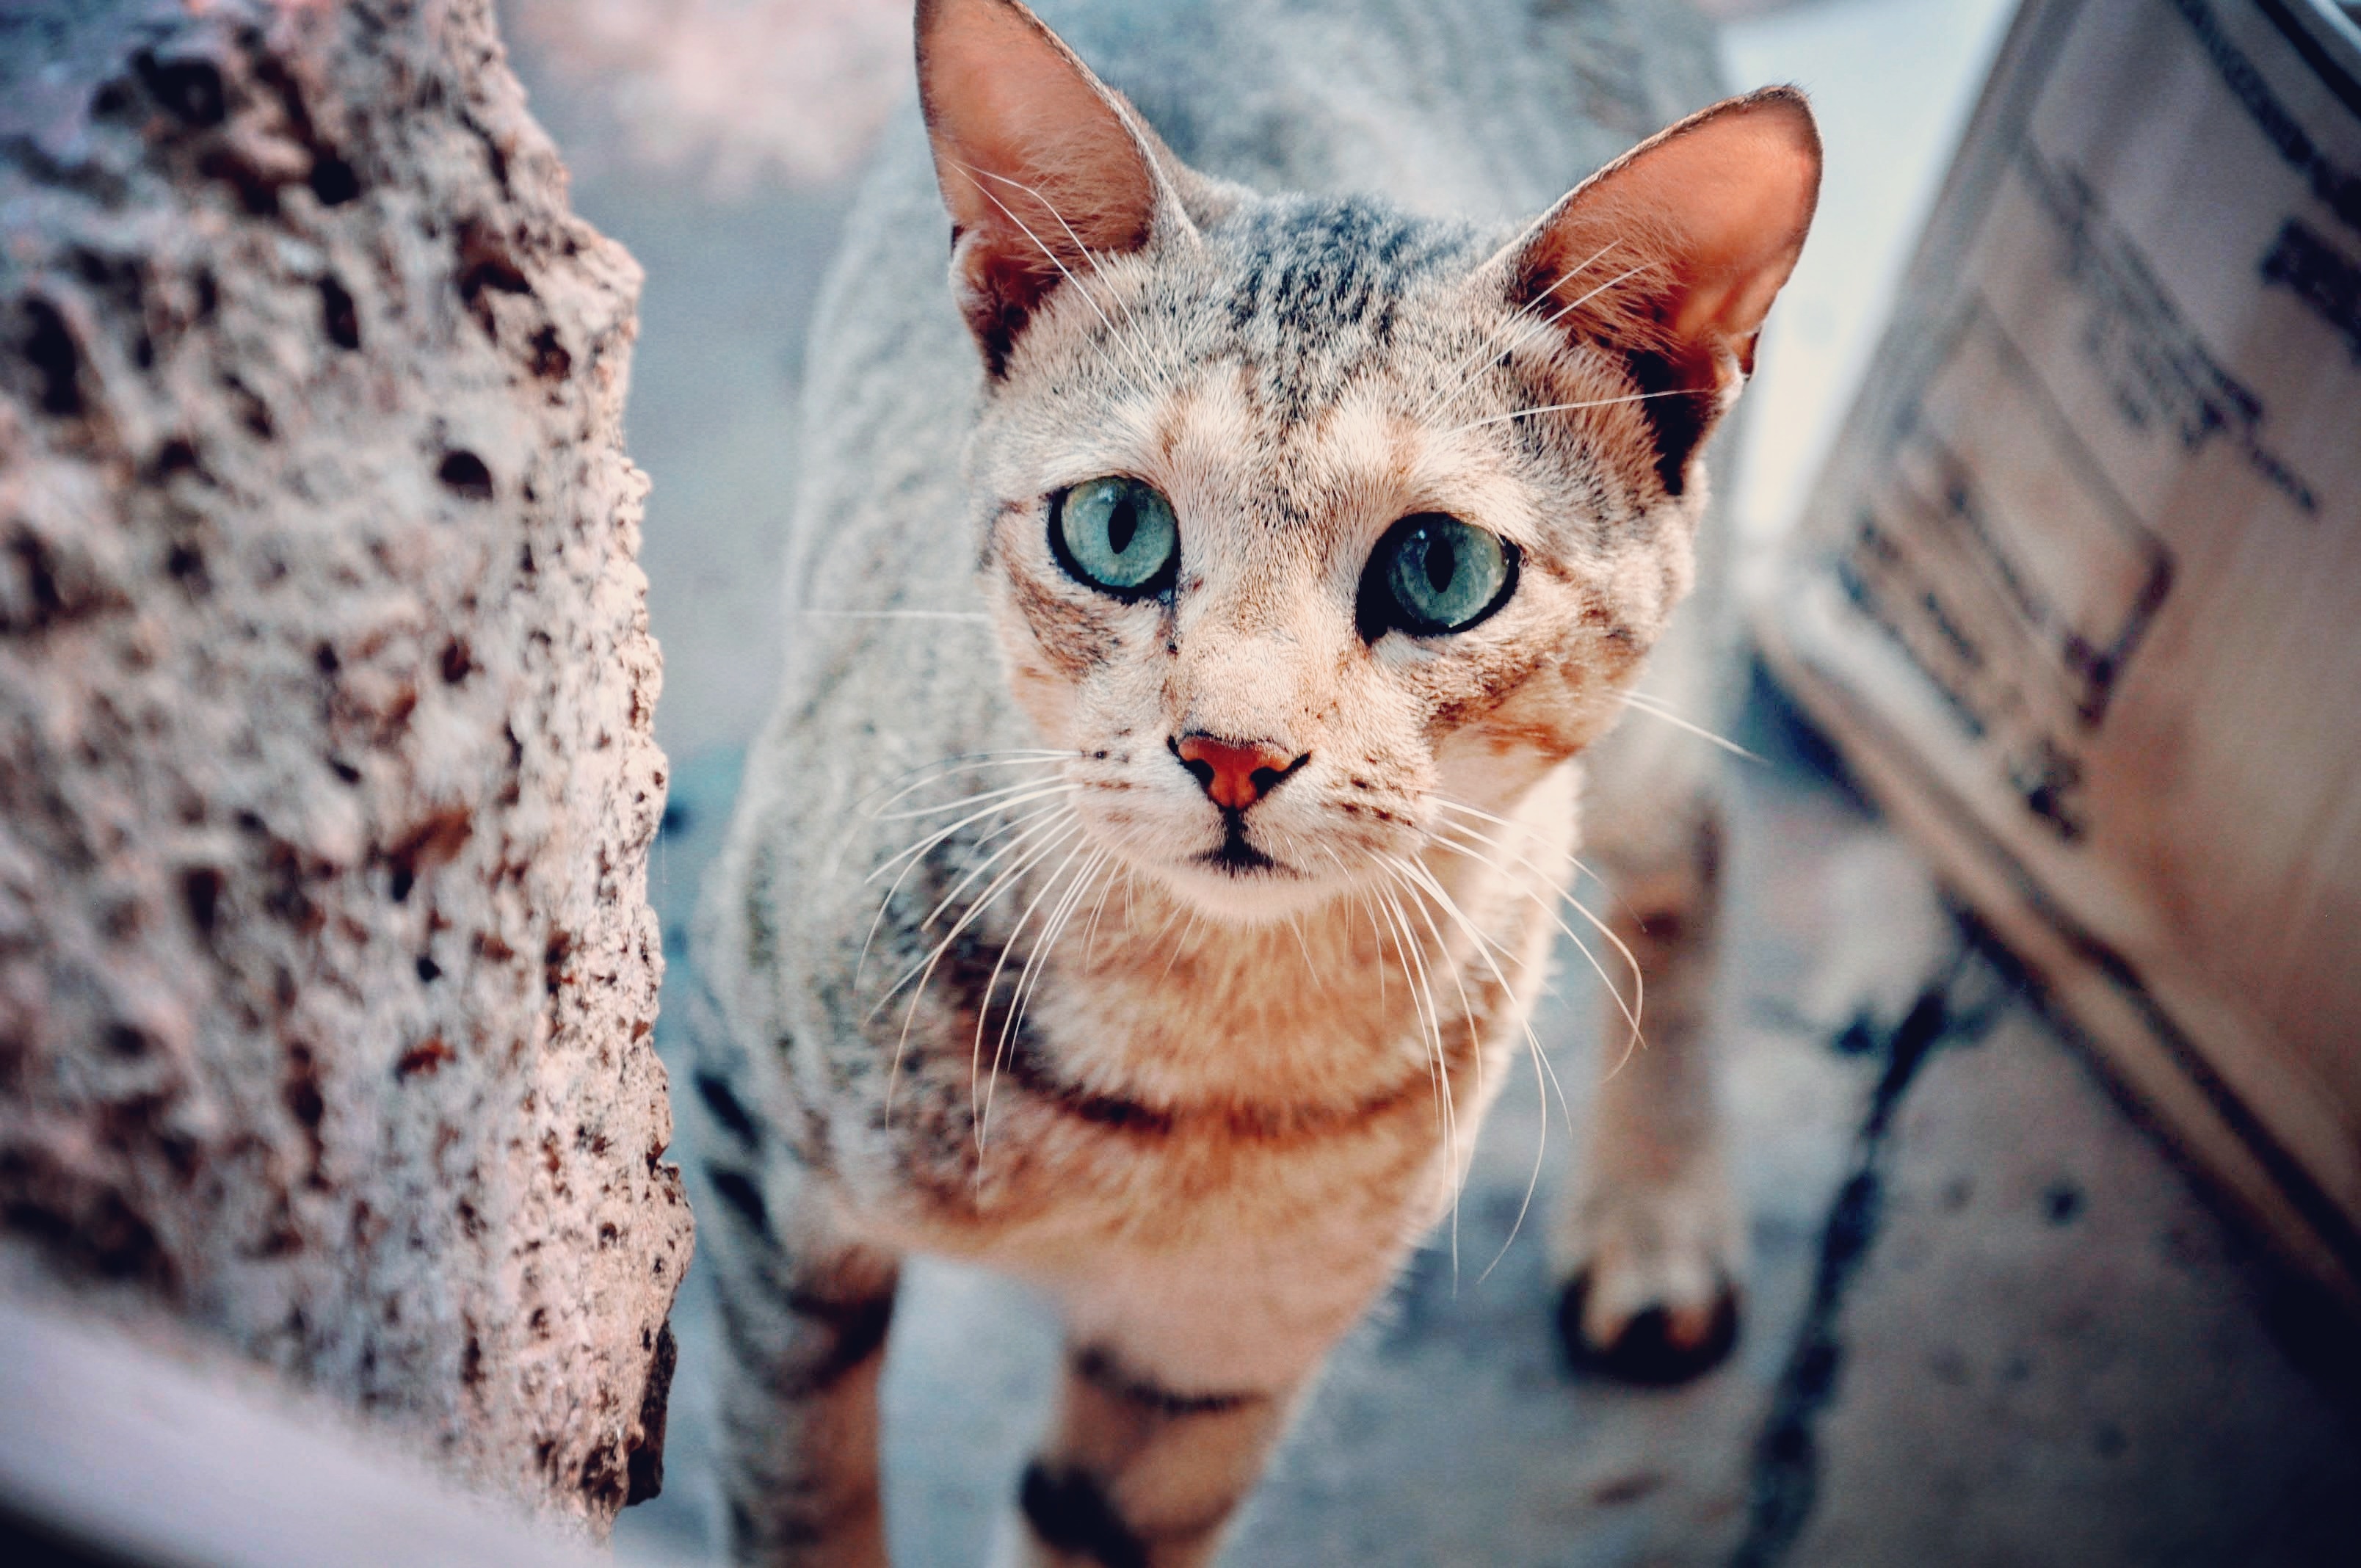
[495,1,2361,1562]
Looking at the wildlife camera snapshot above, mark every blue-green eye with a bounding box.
[1360,514,1517,638]
[1051,476,1179,598]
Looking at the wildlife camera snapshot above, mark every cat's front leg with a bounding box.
[700,1150,902,1567]
[1003,1334,1305,1568]
[995,1233,1412,1568]
[1552,789,1744,1384]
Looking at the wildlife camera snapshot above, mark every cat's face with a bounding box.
[919,0,1818,924]
[967,203,1689,921]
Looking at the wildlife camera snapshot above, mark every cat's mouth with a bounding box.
[1199,816,1281,876]
[1150,810,1332,922]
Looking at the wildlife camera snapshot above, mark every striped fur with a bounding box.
[692,1,1816,1561]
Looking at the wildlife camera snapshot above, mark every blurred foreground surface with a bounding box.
[499,1,2361,1561]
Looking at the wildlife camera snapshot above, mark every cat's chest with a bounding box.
[831,851,1549,1255]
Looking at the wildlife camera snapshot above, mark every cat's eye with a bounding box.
[1359,513,1518,639]
[1050,476,1180,598]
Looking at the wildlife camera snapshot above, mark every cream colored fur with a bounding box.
[689,2,1818,1562]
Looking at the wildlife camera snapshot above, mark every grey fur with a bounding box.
[693,3,1769,1562]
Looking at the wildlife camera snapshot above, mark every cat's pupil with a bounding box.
[1358,513,1515,639]
[1424,531,1454,593]
[1051,476,1179,598]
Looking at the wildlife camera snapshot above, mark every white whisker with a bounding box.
[1283,912,1326,995]
[966,830,1095,1139]
[913,803,1081,932]
[1615,691,1760,761]
[868,784,1076,885]
[977,840,1105,1155]
[869,807,1079,1020]
[1081,860,1126,965]
[1370,886,1440,1118]
[1373,876,1461,1277]
[1440,387,1693,439]
[955,164,1162,391]
[1420,250,1638,421]
[1425,808,1646,1073]
[872,774,1072,823]
[1158,909,1203,986]
[1385,851,1565,1282]
[882,810,1082,1120]
[862,749,1077,819]
[827,748,1068,885]
[1476,260,1655,372]
[853,788,1073,992]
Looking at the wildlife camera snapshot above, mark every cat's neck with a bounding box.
[1013,762,1577,1118]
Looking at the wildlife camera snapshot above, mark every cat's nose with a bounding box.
[1172,733,1308,811]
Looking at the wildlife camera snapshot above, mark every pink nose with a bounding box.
[1173,733,1305,811]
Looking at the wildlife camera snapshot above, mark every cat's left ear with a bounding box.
[1503,87,1821,494]
[915,0,1180,378]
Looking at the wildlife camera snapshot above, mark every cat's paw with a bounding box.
[1553,1175,1743,1386]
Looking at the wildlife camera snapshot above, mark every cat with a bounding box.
[686,0,1818,1561]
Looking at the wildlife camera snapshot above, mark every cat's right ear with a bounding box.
[1498,87,1821,498]
[915,0,1169,377]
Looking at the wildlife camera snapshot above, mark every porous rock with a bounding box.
[0,0,689,1533]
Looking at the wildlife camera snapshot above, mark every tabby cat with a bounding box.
[689,0,1818,1561]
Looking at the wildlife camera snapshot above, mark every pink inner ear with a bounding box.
[919,0,1158,261]
[1519,90,1821,363]
[1618,106,1821,346]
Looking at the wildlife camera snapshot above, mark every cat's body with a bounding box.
[690,2,1816,1561]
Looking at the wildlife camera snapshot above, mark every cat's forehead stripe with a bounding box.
[1192,197,1479,418]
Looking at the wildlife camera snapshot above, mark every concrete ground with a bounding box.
[502,3,2361,1563]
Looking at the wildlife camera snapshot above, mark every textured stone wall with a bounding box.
[0,0,689,1533]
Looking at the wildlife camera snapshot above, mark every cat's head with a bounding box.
[917,0,1818,922]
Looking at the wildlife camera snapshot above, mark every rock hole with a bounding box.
[134,53,226,128]
[23,300,81,418]
[283,1045,326,1144]
[197,148,283,217]
[182,867,224,935]
[437,450,493,501]
[544,929,574,997]
[319,275,360,350]
[165,540,209,595]
[395,1035,454,1078]
[150,438,200,479]
[222,374,273,439]
[383,807,472,902]
[529,325,571,380]
[455,222,532,338]
[308,154,361,206]
[7,528,64,620]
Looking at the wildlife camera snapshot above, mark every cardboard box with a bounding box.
[1756,0,2361,1305]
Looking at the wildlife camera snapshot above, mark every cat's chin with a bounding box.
[1148,859,1345,926]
